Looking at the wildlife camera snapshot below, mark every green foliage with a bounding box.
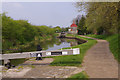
[77,15,87,35]
[118,2,120,34]
[2,13,56,53]
[54,26,62,33]
[76,2,119,35]
[17,66,24,70]
[61,27,70,32]
[106,34,119,62]
[50,34,97,66]
[84,34,108,39]
[54,26,69,32]
[67,71,89,79]
[10,58,28,66]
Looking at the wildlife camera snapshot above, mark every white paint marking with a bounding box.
[73,48,80,54]
[46,52,51,55]
[62,52,68,55]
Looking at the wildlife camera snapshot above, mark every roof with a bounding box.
[70,23,77,27]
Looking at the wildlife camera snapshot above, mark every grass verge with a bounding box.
[67,71,89,80]
[85,34,119,62]
[50,34,97,66]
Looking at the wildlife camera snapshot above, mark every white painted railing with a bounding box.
[0,48,80,60]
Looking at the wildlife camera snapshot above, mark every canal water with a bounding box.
[3,38,83,66]
[11,38,83,52]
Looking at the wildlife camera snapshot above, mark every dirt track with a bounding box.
[80,35,118,78]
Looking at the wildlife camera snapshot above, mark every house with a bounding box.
[68,21,78,34]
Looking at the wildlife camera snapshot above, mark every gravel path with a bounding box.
[80,35,118,78]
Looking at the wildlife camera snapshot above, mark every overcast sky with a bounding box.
[2,2,85,27]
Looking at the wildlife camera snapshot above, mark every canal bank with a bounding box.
[2,35,84,66]
[2,34,97,78]
[50,34,97,66]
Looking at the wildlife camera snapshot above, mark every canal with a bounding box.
[3,37,83,66]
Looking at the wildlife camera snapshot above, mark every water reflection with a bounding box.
[18,38,82,52]
[46,38,82,51]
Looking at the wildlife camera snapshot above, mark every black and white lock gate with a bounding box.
[0,48,80,63]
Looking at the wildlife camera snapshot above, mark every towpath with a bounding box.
[80,35,118,78]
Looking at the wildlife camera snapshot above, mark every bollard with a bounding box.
[36,45,42,60]
[36,53,42,60]
[37,45,42,51]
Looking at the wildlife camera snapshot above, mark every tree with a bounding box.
[76,2,119,35]
[54,26,62,32]
[77,15,86,35]
[2,13,56,53]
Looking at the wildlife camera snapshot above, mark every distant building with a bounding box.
[68,20,78,34]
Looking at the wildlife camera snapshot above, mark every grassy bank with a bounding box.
[50,34,97,66]
[67,71,89,80]
[85,34,119,62]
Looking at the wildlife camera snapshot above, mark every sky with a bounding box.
[2,2,85,28]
